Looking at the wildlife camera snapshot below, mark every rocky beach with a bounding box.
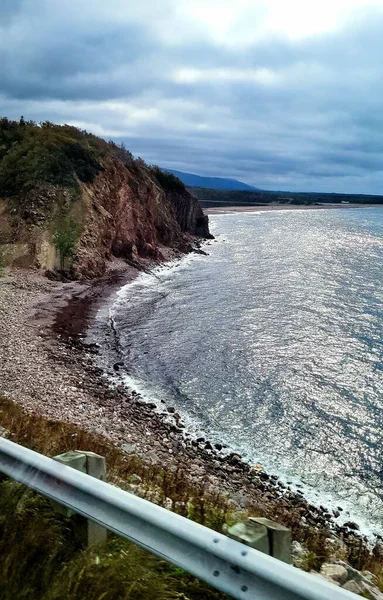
[0,260,374,533]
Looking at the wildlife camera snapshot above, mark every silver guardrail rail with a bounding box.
[0,437,356,600]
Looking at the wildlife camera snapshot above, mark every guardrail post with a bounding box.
[227,517,291,564]
[53,450,107,548]
[249,517,291,564]
[227,519,270,555]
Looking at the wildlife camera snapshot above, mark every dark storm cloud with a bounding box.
[1,1,383,193]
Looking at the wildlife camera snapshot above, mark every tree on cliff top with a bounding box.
[151,165,186,194]
[0,118,103,199]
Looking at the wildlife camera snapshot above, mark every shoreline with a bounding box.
[0,257,376,550]
[204,203,383,215]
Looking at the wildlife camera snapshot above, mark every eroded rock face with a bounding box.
[166,189,211,239]
[2,157,211,278]
[75,159,212,278]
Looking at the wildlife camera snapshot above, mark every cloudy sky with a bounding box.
[2,0,383,193]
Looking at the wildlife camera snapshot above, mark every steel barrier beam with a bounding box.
[0,438,356,600]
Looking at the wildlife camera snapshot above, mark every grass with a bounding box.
[0,394,382,597]
[0,396,232,531]
[0,479,230,600]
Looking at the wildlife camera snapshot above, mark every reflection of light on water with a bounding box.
[103,208,383,538]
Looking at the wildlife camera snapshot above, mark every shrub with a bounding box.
[0,246,8,276]
[151,165,186,194]
[0,118,103,200]
[53,213,82,270]
[107,140,135,167]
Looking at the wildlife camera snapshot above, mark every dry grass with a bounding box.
[0,479,231,600]
[1,394,383,597]
[0,396,231,530]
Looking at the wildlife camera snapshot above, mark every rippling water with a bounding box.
[105,208,383,534]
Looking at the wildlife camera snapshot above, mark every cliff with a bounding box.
[71,156,210,278]
[0,118,211,278]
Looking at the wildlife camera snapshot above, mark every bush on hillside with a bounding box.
[151,165,186,194]
[107,140,135,167]
[0,118,103,199]
[53,213,82,270]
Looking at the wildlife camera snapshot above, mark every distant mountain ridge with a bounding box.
[165,169,259,191]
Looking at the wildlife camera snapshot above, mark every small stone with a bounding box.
[343,580,362,594]
[0,426,9,438]
[291,541,305,561]
[167,406,175,413]
[320,564,348,585]
[228,453,242,465]
[343,521,360,531]
[121,443,137,454]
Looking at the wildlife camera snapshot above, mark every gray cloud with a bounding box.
[1,1,383,193]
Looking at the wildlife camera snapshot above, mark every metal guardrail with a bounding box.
[0,437,356,600]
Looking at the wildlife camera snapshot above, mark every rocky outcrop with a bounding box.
[318,560,383,598]
[293,543,383,598]
[74,157,186,278]
[166,189,211,238]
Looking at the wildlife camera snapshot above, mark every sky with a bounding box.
[1,0,383,194]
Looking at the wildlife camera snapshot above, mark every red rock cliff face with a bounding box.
[74,157,210,278]
[166,189,210,238]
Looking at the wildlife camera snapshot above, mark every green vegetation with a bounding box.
[151,166,186,194]
[1,393,382,599]
[53,212,82,269]
[0,117,184,206]
[0,117,188,272]
[0,480,230,600]
[0,118,103,199]
[191,186,383,208]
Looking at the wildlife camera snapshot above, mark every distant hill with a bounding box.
[189,186,383,208]
[165,169,259,191]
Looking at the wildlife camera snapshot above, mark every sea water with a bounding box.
[103,208,383,535]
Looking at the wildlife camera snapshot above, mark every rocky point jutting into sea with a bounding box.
[1,118,383,597]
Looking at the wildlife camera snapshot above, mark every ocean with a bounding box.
[96,207,383,536]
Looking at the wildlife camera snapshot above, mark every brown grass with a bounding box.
[0,395,382,597]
